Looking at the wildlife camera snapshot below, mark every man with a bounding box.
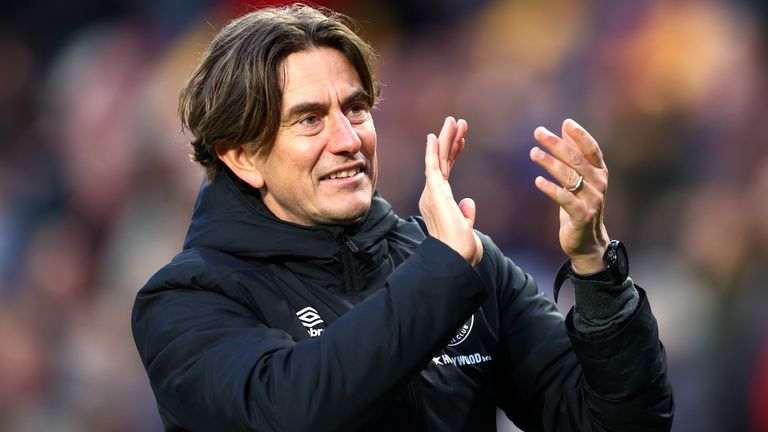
[132,5,673,431]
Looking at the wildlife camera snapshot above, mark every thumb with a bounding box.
[458,198,477,228]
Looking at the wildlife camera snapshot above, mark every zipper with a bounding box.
[337,230,423,428]
[338,231,361,303]
[340,232,359,252]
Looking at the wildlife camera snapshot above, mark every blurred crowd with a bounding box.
[1,0,767,430]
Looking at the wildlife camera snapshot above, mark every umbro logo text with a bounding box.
[296,306,325,337]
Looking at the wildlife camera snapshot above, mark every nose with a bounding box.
[326,111,362,155]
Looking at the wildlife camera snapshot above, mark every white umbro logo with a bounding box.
[296,306,325,337]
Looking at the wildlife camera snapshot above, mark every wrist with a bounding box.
[553,240,630,303]
[569,238,611,275]
[570,254,606,275]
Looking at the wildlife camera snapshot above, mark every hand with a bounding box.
[529,119,610,275]
[419,116,483,266]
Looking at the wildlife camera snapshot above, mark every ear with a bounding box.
[215,142,265,189]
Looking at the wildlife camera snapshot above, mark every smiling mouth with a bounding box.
[322,168,361,180]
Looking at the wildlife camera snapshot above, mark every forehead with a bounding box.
[279,47,363,106]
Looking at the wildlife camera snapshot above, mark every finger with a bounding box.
[425,133,459,204]
[424,133,440,186]
[437,116,458,178]
[562,119,605,169]
[529,146,583,193]
[533,126,594,181]
[533,175,588,220]
[458,197,476,228]
[449,119,468,167]
[449,138,465,171]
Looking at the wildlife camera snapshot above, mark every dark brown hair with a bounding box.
[179,4,380,180]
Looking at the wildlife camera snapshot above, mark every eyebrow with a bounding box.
[343,89,371,107]
[283,88,371,122]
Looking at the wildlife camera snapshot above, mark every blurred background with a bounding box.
[1,0,767,430]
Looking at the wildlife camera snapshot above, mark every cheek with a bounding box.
[366,140,378,189]
[360,123,377,159]
[262,159,305,196]
[278,145,321,178]
[360,123,377,187]
[370,158,379,190]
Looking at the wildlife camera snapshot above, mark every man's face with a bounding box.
[252,47,377,226]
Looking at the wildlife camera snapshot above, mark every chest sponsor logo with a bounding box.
[432,352,493,367]
[296,306,325,337]
[448,314,474,347]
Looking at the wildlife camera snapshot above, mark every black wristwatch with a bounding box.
[553,240,629,302]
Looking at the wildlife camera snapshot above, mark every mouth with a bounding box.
[321,168,360,180]
[320,164,365,181]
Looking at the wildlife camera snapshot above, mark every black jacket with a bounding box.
[131,173,674,431]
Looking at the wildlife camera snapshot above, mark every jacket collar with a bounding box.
[183,170,398,261]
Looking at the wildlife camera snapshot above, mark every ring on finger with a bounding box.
[566,175,584,192]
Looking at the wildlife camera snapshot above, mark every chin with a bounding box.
[327,201,371,225]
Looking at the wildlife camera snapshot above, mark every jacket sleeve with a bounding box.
[482,237,674,431]
[131,237,487,432]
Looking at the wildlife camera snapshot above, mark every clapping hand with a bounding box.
[419,116,483,266]
[529,119,610,275]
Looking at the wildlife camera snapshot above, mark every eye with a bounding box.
[299,114,321,126]
[346,103,370,123]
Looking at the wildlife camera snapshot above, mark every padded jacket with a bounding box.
[131,172,674,431]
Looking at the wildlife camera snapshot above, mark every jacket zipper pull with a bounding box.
[340,233,359,252]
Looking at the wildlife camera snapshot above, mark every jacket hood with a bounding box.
[182,171,399,261]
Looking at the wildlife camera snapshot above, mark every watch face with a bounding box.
[616,244,628,276]
[606,240,629,281]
